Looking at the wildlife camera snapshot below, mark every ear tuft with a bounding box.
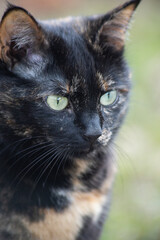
[0,6,45,68]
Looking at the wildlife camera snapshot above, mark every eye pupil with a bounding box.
[57,97,61,105]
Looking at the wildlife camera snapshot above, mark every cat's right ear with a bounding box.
[0,5,48,70]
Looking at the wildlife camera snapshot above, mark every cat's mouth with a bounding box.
[71,144,95,158]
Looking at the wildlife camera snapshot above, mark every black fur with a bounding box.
[0,1,141,239]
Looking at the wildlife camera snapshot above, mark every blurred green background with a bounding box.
[0,0,160,239]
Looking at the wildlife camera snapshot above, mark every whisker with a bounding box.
[113,142,138,176]
[4,142,54,175]
[30,146,65,195]
[37,147,65,182]
[12,146,58,187]
[42,148,65,187]
[31,144,64,181]
[53,148,69,183]
[0,135,46,156]
[12,140,52,158]
[62,147,72,172]
[0,137,32,156]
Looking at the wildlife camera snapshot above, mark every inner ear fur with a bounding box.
[92,0,141,52]
[0,6,45,67]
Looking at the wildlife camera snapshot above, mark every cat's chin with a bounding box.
[71,145,96,158]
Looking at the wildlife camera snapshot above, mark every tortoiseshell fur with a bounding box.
[0,1,141,239]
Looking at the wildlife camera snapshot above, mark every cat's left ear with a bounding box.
[87,0,141,52]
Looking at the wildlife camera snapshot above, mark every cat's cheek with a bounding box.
[66,108,73,115]
[101,108,114,126]
[102,107,109,115]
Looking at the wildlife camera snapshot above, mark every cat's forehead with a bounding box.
[41,21,123,93]
[67,73,110,93]
[42,73,111,105]
[43,24,99,92]
[11,17,129,95]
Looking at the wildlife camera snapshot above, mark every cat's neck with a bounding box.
[0,145,115,218]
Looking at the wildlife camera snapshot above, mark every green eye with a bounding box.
[100,90,117,106]
[47,95,68,111]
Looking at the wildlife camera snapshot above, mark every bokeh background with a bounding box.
[0,0,160,239]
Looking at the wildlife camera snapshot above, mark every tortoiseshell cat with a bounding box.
[0,0,141,239]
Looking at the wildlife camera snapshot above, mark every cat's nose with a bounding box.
[83,132,101,144]
[81,112,102,144]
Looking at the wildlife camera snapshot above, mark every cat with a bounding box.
[0,0,141,239]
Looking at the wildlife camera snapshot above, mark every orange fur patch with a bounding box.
[24,193,105,240]
[23,161,116,240]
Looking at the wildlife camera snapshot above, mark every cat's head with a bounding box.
[0,0,141,158]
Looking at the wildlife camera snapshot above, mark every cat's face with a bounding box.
[0,1,138,158]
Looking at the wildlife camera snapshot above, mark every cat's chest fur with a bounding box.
[24,190,108,240]
[1,156,115,240]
